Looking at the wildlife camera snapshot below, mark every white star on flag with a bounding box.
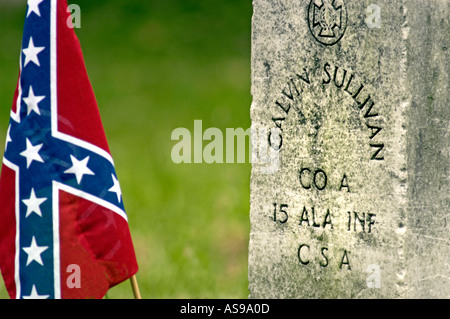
[22,188,47,218]
[108,174,122,203]
[23,86,45,115]
[22,285,49,299]
[5,125,12,151]
[22,37,45,67]
[20,138,44,168]
[27,0,45,18]
[22,236,48,266]
[64,155,95,184]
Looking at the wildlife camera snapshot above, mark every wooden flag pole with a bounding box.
[130,275,142,299]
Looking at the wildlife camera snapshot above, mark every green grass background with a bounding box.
[0,0,252,299]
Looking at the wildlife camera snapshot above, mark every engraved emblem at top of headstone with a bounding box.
[308,0,348,45]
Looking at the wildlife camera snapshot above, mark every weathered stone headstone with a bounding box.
[249,0,449,298]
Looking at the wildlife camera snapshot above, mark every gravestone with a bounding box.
[249,0,449,298]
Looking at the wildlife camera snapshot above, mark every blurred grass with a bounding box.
[0,0,252,299]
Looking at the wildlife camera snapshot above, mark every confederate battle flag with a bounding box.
[0,0,138,299]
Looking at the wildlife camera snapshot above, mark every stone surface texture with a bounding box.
[249,0,449,298]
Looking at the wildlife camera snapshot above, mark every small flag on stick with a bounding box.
[0,0,138,299]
